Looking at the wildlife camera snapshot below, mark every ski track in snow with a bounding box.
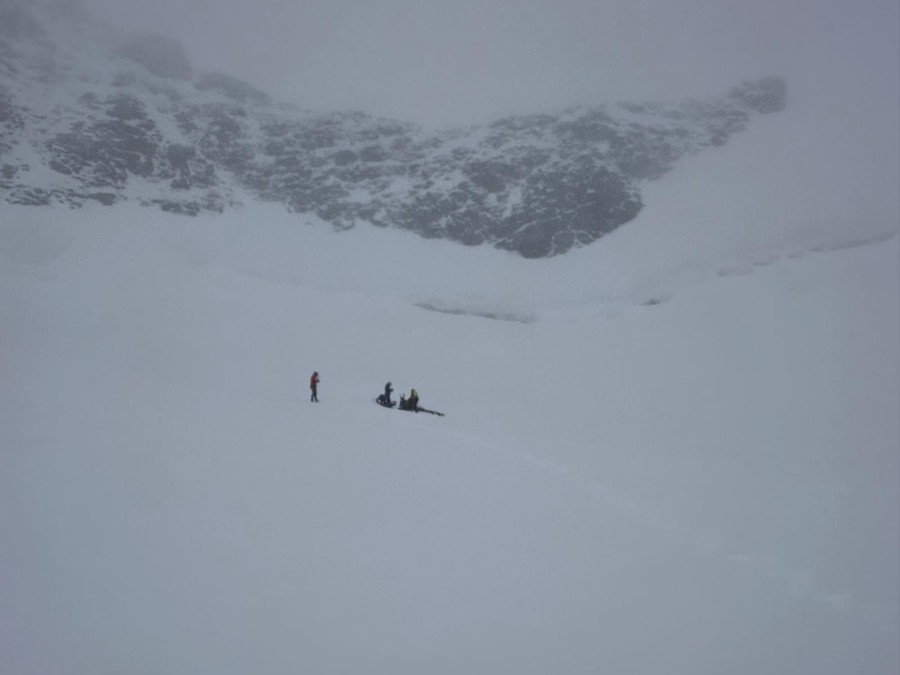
[429,424,899,638]
[1,201,897,672]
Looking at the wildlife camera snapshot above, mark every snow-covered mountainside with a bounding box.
[2,2,899,673]
[0,0,785,257]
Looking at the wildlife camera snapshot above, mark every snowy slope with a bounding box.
[1,189,898,674]
[1,3,898,666]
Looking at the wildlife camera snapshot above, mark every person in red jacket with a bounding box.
[310,371,320,402]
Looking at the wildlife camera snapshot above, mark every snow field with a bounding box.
[1,200,897,673]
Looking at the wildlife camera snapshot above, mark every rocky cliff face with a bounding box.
[0,0,786,257]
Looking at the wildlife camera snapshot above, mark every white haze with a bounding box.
[79,0,900,249]
[2,1,899,672]
[83,0,900,128]
[2,77,899,671]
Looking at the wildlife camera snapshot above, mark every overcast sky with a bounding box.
[82,0,899,130]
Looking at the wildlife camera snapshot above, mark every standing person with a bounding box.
[376,381,395,407]
[408,388,419,412]
[310,371,320,402]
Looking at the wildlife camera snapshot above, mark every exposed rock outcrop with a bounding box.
[0,0,787,257]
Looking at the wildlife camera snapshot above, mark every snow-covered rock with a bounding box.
[0,0,785,257]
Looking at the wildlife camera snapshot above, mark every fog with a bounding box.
[3,2,900,672]
[74,0,900,233]
[82,0,900,129]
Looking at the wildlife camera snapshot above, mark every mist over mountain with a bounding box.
[2,2,899,673]
[1,0,787,257]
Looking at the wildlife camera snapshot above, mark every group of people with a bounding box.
[311,373,423,413]
[378,381,420,412]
